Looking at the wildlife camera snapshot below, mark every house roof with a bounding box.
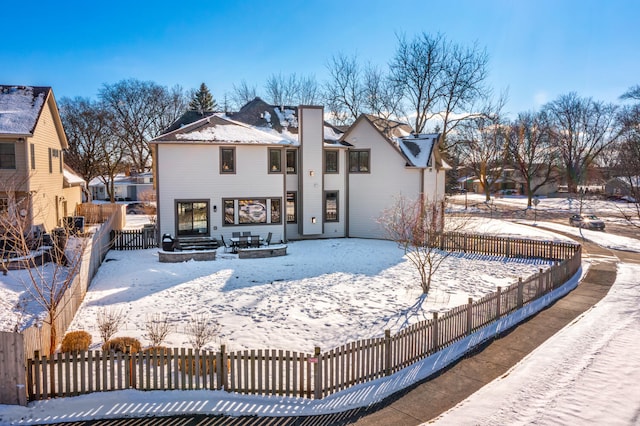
[63,165,86,187]
[0,85,50,136]
[155,98,347,147]
[341,114,448,169]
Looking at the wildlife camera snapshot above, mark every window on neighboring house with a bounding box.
[349,150,369,173]
[0,198,8,214]
[59,152,62,173]
[220,147,235,173]
[324,191,338,222]
[325,150,338,173]
[48,148,52,173]
[224,198,282,225]
[286,149,297,174]
[286,192,297,223]
[30,144,35,170]
[269,149,282,173]
[176,200,209,236]
[0,143,16,169]
[48,148,60,174]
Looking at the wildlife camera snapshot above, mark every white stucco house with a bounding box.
[150,98,448,243]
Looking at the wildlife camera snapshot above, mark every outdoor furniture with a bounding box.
[250,236,261,248]
[237,236,249,250]
[232,232,241,238]
[242,231,252,237]
[220,235,231,253]
[229,236,264,253]
[264,232,272,247]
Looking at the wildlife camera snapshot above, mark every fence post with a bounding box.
[517,278,524,308]
[384,329,391,376]
[313,347,322,400]
[538,268,544,296]
[432,312,439,352]
[496,287,502,320]
[219,344,228,391]
[466,297,473,335]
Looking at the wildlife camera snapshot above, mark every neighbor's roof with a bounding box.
[0,85,50,135]
[160,97,346,145]
[396,133,443,168]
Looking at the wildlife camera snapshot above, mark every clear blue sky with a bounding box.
[2,0,638,117]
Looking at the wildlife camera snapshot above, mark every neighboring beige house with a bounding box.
[0,85,84,233]
[88,171,154,201]
[151,98,448,242]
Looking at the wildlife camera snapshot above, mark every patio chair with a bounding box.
[264,232,272,247]
[242,231,252,237]
[237,236,249,250]
[232,232,241,238]
[250,236,261,248]
[220,235,231,253]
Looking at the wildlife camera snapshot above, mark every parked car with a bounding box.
[126,203,156,215]
[569,214,605,230]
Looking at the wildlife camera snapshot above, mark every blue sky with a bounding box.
[2,0,638,117]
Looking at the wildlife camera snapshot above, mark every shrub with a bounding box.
[61,330,92,353]
[102,336,141,353]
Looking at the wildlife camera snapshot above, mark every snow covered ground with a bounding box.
[1,203,639,424]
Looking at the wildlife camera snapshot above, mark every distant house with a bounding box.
[0,85,85,233]
[605,176,640,199]
[150,98,448,243]
[89,171,154,202]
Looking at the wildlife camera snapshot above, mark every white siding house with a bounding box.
[151,101,448,244]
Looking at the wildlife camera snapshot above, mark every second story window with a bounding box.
[325,150,338,173]
[269,149,282,173]
[349,150,370,173]
[0,198,8,214]
[220,147,235,173]
[30,144,36,170]
[286,149,297,174]
[0,143,16,169]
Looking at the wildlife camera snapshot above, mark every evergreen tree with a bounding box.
[189,83,217,114]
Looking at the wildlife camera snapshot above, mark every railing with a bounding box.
[24,234,581,402]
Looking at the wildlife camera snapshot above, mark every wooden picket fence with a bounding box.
[25,234,581,401]
[110,226,157,250]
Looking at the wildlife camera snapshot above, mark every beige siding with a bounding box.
[0,138,28,192]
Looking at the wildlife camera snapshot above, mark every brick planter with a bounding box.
[237,245,287,259]
[158,250,217,263]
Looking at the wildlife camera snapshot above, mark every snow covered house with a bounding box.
[0,85,85,233]
[150,98,448,243]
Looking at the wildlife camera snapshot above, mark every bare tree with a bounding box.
[543,92,621,193]
[96,307,125,344]
[506,111,558,207]
[455,95,508,201]
[390,32,447,134]
[144,313,173,347]
[378,195,463,294]
[99,79,188,173]
[58,97,107,185]
[231,80,259,109]
[615,86,640,226]
[0,179,87,355]
[324,53,364,125]
[185,314,221,351]
[362,64,404,120]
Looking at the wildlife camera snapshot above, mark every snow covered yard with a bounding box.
[65,234,554,353]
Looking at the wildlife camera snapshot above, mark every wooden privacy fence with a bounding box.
[25,234,581,402]
[110,226,157,250]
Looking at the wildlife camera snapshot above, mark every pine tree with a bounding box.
[189,83,217,114]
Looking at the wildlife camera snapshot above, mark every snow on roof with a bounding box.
[176,119,297,145]
[396,133,439,168]
[63,166,86,186]
[0,86,48,135]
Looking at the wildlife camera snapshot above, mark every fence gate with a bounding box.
[0,331,27,405]
[111,226,157,250]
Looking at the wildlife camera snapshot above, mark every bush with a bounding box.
[61,330,92,353]
[102,336,141,353]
